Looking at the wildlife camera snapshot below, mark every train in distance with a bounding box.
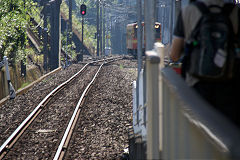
[126,22,161,58]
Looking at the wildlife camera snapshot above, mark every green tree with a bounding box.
[0,0,35,65]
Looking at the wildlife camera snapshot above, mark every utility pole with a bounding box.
[43,3,49,71]
[155,0,158,22]
[68,0,72,57]
[110,15,113,51]
[49,0,62,70]
[169,0,174,44]
[103,4,106,56]
[21,0,26,77]
[162,4,166,44]
[137,0,143,109]
[66,22,69,66]
[100,3,103,56]
[144,0,155,51]
[106,12,110,49]
[97,0,100,57]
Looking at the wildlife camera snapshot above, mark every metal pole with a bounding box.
[155,0,158,22]
[143,0,156,105]
[97,0,99,57]
[21,0,26,77]
[162,5,165,44]
[100,4,103,57]
[82,15,84,55]
[144,0,155,51]
[110,15,112,50]
[103,5,106,56]
[43,4,48,71]
[68,0,72,46]
[137,0,143,112]
[169,0,174,44]
[49,2,55,70]
[66,22,68,67]
[49,0,61,70]
[67,0,72,60]
[106,12,109,48]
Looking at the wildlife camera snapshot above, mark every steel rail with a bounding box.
[53,63,104,160]
[0,63,90,158]
[53,57,123,160]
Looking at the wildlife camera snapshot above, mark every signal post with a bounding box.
[80,4,86,61]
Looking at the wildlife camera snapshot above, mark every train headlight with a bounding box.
[155,25,159,29]
[135,25,138,29]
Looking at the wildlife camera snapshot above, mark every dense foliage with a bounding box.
[0,0,36,64]
[0,0,121,64]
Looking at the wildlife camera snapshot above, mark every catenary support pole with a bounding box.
[137,0,143,115]
[169,0,174,44]
[100,4,103,56]
[43,3,49,71]
[66,22,69,67]
[103,4,106,56]
[155,0,158,22]
[162,5,165,44]
[106,12,109,49]
[68,0,72,49]
[97,0,99,57]
[49,0,61,70]
[144,0,155,51]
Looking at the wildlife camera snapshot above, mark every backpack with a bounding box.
[182,2,240,82]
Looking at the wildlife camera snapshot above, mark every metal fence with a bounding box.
[133,42,240,159]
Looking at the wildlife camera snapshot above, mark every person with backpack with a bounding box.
[169,0,240,127]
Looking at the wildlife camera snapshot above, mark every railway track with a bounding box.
[0,57,121,159]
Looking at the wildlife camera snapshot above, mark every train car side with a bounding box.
[126,22,161,58]
[126,23,138,58]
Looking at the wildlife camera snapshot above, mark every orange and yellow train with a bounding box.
[126,22,161,57]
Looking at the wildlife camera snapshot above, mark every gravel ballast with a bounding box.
[0,58,137,159]
[65,60,137,159]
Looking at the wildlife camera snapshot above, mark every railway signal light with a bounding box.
[80,4,86,16]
